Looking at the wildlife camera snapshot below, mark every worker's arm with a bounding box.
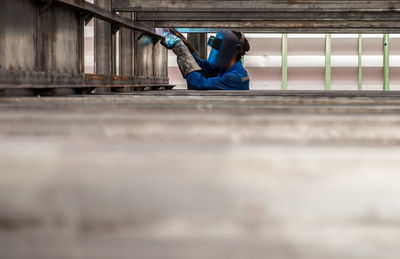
[164,35,201,78]
[192,53,219,78]
[186,71,245,91]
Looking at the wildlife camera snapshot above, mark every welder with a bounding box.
[163,29,251,90]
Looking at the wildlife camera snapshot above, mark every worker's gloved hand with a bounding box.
[165,39,200,78]
[169,29,197,54]
[161,31,201,78]
[164,34,184,50]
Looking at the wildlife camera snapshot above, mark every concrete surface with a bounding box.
[1,90,400,259]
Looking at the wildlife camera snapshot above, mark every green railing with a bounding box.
[281,34,391,91]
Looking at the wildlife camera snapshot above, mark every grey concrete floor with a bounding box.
[1,90,400,259]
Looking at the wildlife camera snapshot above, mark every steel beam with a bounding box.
[113,0,400,33]
[153,41,169,85]
[155,21,400,33]
[119,13,134,77]
[0,0,170,94]
[112,0,400,12]
[135,33,155,83]
[55,0,160,39]
[136,12,400,22]
[0,0,86,90]
[94,0,112,75]
[0,71,83,89]
[94,0,112,93]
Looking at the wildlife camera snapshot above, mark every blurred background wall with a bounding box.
[168,34,400,90]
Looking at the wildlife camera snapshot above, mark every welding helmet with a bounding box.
[207,30,244,70]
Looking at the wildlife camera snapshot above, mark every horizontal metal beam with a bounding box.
[137,12,400,22]
[130,90,400,98]
[0,70,84,89]
[112,0,400,12]
[84,74,171,87]
[113,0,400,32]
[157,21,400,33]
[53,0,161,39]
[0,70,172,89]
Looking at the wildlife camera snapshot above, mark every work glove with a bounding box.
[164,34,183,49]
[169,29,199,55]
[163,34,201,78]
[160,29,198,55]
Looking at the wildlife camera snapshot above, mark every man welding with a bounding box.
[163,29,251,90]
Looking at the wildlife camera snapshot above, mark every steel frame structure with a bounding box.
[113,0,397,91]
[1,0,398,94]
[0,0,170,96]
[113,0,400,33]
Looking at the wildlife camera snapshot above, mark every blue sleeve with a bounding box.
[192,53,218,78]
[186,71,243,91]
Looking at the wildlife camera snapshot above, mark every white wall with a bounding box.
[169,34,400,90]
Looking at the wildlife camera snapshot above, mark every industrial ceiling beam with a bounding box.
[53,0,162,38]
[112,0,400,12]
[155,21,400,34]
[136,12,400,22]
[112,0,400,33]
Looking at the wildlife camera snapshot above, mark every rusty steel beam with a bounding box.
[155,21,400,34]
[113,0,400,33]
[0,0,170,94]
[84,74,170,87]
[53,0,162,39]
[112,0,400,12]
[136,12,400,22]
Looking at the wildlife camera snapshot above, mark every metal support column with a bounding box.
[384,34,390,91]
[153,40,168,86]
[135,32,155,86]
[119,12,134,77]
[95,0,112,93]
[325,34,332,91]
[112,31,118,76]
[282,34,288,90]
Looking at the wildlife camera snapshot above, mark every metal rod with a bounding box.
[325,34,332,91]
[358,34,363,91]
[282,34,288,90]
[384,34,390,91]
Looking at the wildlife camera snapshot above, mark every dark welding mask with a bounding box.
[208,36,223,51]
[207,30,242,70]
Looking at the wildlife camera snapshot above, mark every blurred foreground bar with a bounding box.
[1,91,400,259]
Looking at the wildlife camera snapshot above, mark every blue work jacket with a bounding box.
[186,55,250,91]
